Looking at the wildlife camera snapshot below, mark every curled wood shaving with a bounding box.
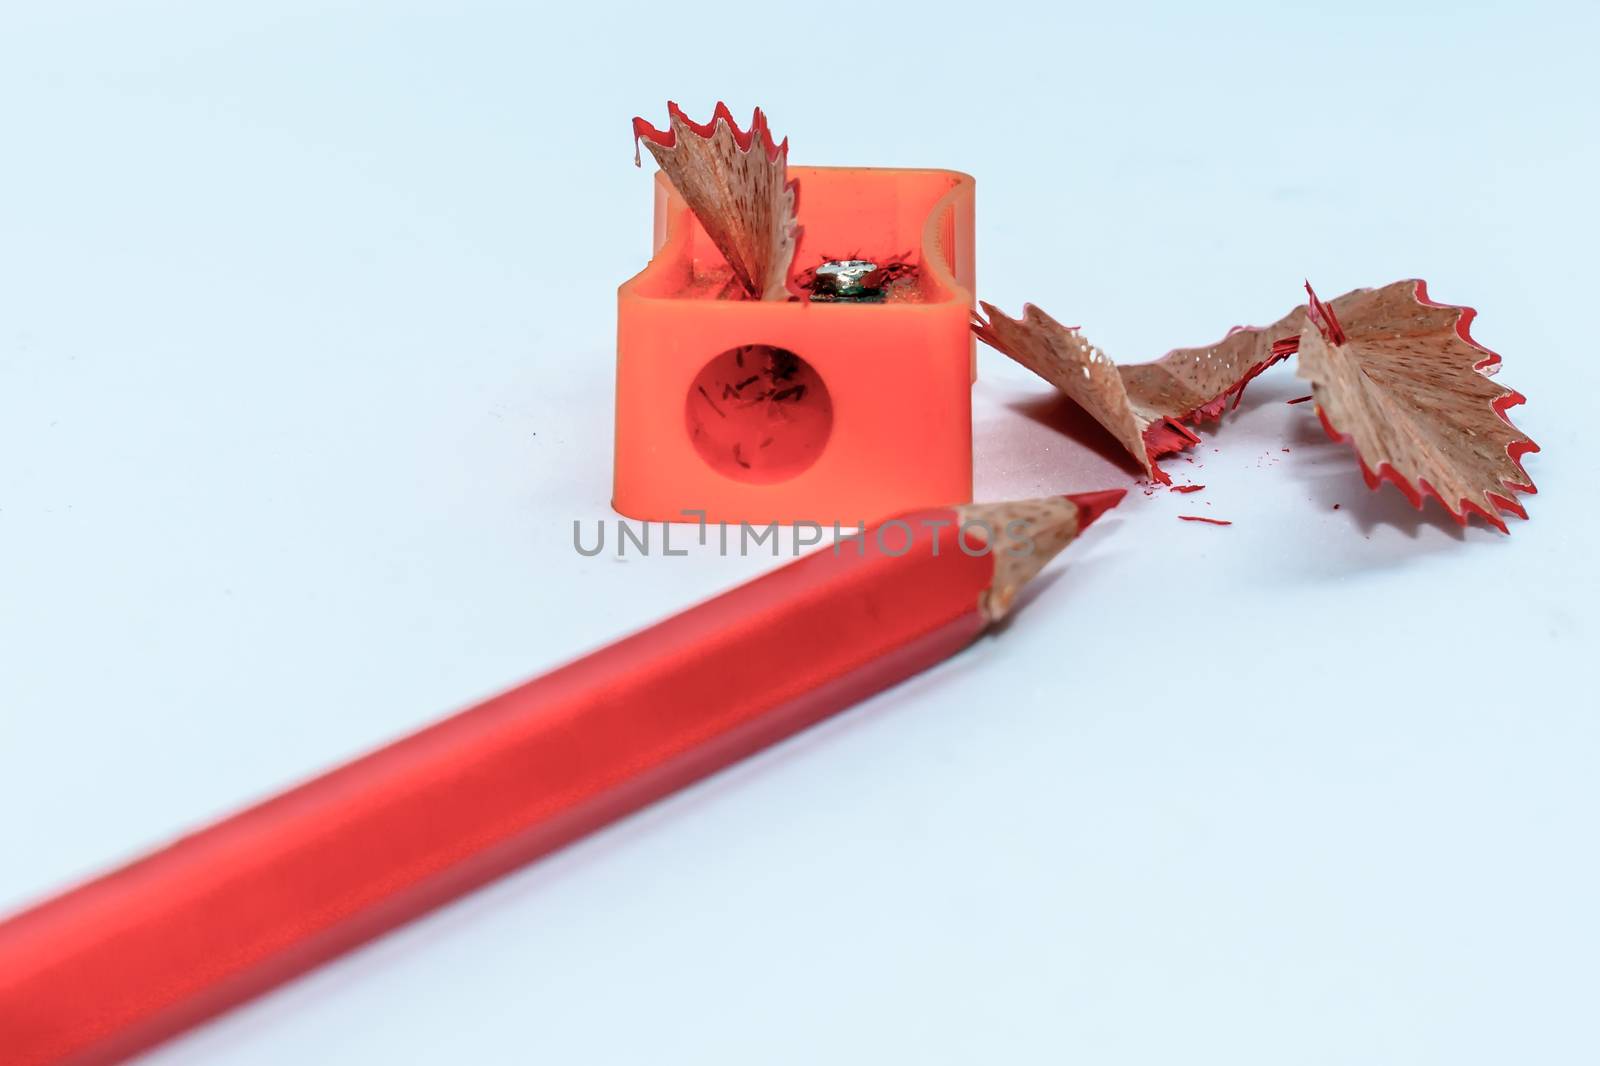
[634,102,800,301]
[976,280,1538,530]
[973,303,1304,483]
[1296,280,1537,532]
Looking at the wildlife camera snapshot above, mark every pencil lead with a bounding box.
[1064,488,1126,530]
[959,492,1122,621]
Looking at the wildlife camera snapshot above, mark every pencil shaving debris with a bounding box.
[1295,281,1537,533]
[975,279,1538,531]
[972,301,1304,485]
[633,102,800,301]
[1179,515,1232,526]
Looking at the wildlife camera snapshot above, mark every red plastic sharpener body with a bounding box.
[615,166,976,526]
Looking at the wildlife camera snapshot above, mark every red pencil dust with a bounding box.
[0,491,1123,1066]
[1178,514,1232,526]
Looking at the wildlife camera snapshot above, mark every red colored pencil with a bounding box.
[0,490,1123,1066]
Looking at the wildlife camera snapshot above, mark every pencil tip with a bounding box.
[957,494,1116,622]
[1064,489,1127,531]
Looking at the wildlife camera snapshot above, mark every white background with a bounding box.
[2,2,1597,1063]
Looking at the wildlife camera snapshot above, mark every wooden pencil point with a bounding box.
[960,491,1124,621]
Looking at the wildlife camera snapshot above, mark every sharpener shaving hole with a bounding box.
[686,345,833,483]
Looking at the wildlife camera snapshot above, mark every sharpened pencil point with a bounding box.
[958,494,1114,622]
[1064,489,1126,531]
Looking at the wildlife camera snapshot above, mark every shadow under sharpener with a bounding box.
[614,166,977,526]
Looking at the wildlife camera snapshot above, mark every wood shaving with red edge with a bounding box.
[973,302,1305,483]
[975,278,1538,531]
[633,103,800,301]
[1295,280,1537,532]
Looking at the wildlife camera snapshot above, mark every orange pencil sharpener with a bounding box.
[615,165,976,525]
